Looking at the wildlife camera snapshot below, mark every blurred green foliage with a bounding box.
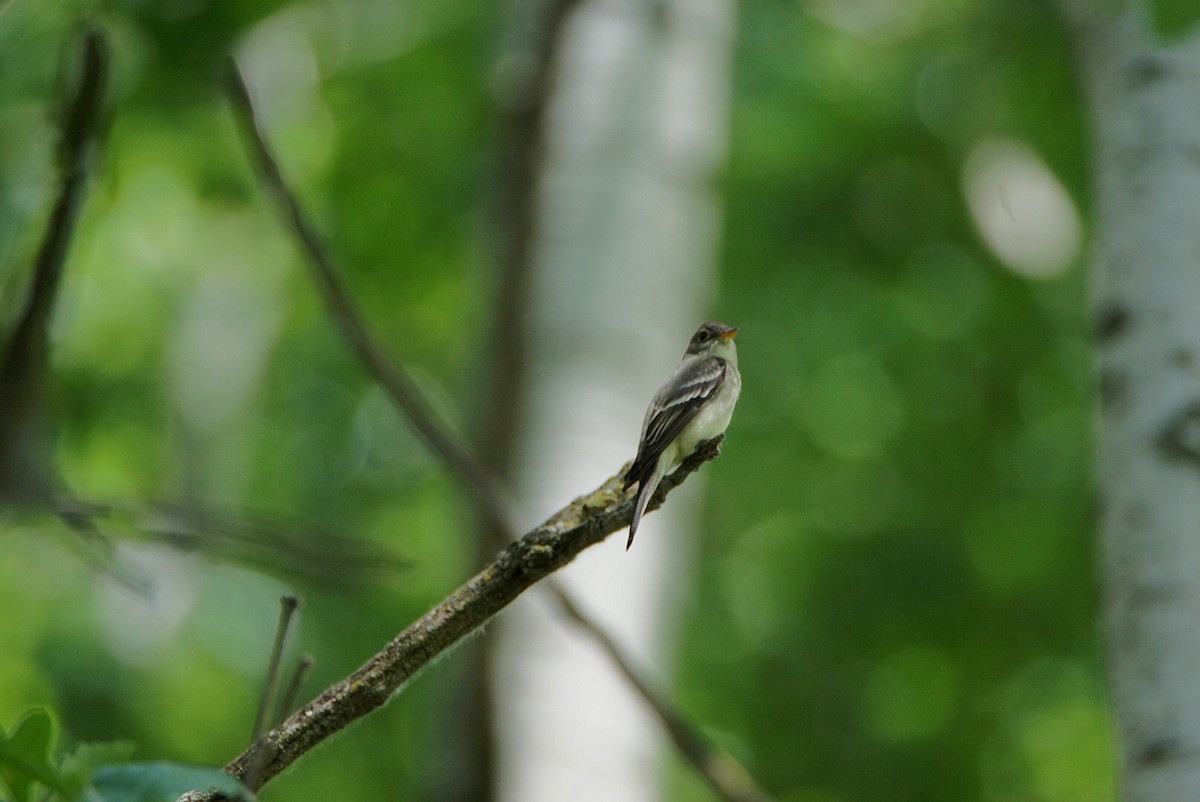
[0,0,1160,799]
[0,706,250,802]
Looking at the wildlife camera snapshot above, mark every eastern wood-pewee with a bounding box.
[623,320,741,549]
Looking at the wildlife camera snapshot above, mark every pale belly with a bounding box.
[660,365,741,474]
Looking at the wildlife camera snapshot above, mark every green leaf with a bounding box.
[80,763,254,802]
[0,708,72,802]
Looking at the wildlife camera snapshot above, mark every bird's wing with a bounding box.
[623,356,726,491]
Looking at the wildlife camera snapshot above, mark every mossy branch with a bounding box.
[219,437,722,792]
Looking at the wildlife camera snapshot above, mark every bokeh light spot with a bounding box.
[963,138,1081,279]
[980,659,1116,802]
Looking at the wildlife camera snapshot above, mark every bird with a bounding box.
[623,320,741,549]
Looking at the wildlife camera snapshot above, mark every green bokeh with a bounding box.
[0,0,1125,800]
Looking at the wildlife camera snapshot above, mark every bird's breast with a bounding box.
[665,364,741,473]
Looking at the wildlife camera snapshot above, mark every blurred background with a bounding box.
[3,0,1177,799]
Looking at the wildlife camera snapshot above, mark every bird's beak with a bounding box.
[719,326,738,341]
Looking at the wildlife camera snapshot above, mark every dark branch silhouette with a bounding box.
[469,0,583,795]
[224,63,513,533]
[0,28,406,591]
[0,28,107,500]
[0,32,405,593]
[0,29,152,594]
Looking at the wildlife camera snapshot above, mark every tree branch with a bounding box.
[224,50,772,802]
[467,1,582,794]
[0,27,107,499]
[549,583,773,802]
[37,496,408,589]
[0,29,155,595]
[219,437,721,791]
[480,0,584,476]
[224,62,513,533]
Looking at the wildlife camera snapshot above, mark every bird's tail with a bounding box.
[627,477,657,550]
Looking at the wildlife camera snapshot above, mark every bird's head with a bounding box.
[685,320,738,359]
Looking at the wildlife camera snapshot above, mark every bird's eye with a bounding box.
[696,331,710,342]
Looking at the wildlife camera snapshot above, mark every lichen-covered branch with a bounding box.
[218,437,721,792]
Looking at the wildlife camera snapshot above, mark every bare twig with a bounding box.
[244,596,301,791]
[468,1,584,793]
[479,0,585,477]
[36,495,407,588]
[0,30,401,595]
[53,504,152,596]
[276,654,314,725]
[251,596,300,742]
[225,50,773,802]
[551,585,772,802]
[224,63,512,533]
[129,500,409,585]
[219,438,721,791]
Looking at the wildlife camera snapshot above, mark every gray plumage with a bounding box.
[623,321,741,549]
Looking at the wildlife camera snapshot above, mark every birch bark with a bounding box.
[1063,4,1200,798]
[491,0,736,799]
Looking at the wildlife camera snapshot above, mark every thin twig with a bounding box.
[54,505,152,596]
[468,2,585,792]
[275,654,314,725]
[129,499,409,585]
[224,53,773,802]
[41,494,407,589]
[251,596,300,742]
[478,0,585,477]
[551,585,773,802]
[244,596,300,791]
[224,63,512,534]
[219,438,721,792]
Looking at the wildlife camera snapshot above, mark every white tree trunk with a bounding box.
[1066,4,1200,799]
[492,0,735,800]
